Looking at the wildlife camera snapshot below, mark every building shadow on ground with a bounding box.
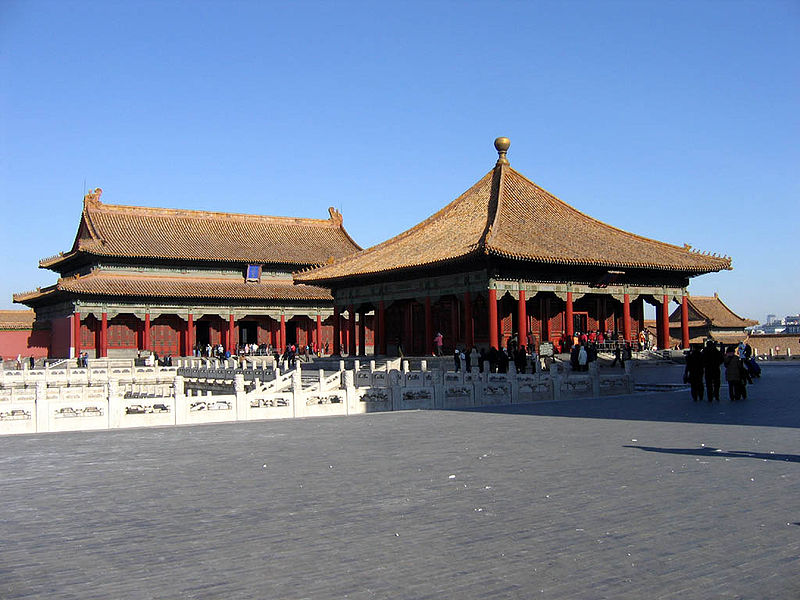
[623,445,800,463]
[464,391,800,429]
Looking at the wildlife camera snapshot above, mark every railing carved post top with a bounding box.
[343,370,354,388]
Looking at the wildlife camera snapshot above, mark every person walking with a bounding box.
[701,340,723,402]
[434,332,443,357]
[453,347,463,372]
[684,346,704,402]
[578,344,588,372]
[724,345,747,401]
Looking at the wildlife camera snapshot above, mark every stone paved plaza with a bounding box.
[1,364,798,599]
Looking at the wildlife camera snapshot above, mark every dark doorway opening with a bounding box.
[286,322,297,347]
[574,312,588,333]
[196,321,211,347]
[239,321,257,345]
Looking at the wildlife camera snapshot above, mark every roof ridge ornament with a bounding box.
[84,187,103,207]
[494,137,510,166]
[328,206,343,224]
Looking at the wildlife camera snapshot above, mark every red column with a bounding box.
[100,311,108,358]
[565,292,574,338]
[279,314,286,350]
[623,294,631,342]
[488,289,499,349]
[681,295,690,349]
[378,301,386,355]
[348,305,357,356]
[333,306,341,355]
[73,312,81,358]
[228,314,235,352]
[464,292,473,349]
[541,297,549,342]
[143,313,151,351]
[316,314,322,351]
[424,297,433,355]
[187,312,194,356]
[661,295,670,349]
[517,290,527,347]
[358,312,366,356]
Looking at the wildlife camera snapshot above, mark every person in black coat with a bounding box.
[701,340,723,402]
[684,346,705,402]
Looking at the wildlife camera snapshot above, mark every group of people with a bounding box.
[556,330,649,354]
[192,341,332,360]
[450,344,542,374]
[15,355,36,369]
[683,340,760,402]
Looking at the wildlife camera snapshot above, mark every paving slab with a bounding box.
[0,364,798,599]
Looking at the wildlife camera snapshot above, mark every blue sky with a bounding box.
[1,1,798,321]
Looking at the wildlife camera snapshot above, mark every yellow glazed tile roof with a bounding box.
[296,160,731,284]
[40,190,361,269]
[15,271,332,303]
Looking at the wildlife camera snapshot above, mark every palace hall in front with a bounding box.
[15,138,731,359]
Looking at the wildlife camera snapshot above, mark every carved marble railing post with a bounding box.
[369,360,376,372]
[508,365,519,404]
[402,360,409,373]
[420,360,427,372]
[482,362,490,385]
[339,359,345,372]
[35,380,48,433]
[318,369,325,392]
[389,369,402,411]
[624,361,634,393]
[354,359,360,374]
[550,363,561,402]
[292,366,302,419]
[343,369,355,416]
[107,378,122,429]
[174,375,187,425]
[589,362,600,398]
[234,373,246,420]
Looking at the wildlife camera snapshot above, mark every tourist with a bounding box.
[453,347,463,372]
[724,345,747,401]
[578,344,588,371]
[529,346,538,373]
[570,344,580,371]
[482,347,494,372]
[498,348,509,373]
[684,345,704,402]
[702,340,723,402]
[434,332,443,356]
[611,343,623,367]
[514,346,527,373]
[29,356,35,369]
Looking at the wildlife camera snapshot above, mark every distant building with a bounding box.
[0,310,50,361]
[785,315,800,334]
[668,293,756,346]
[13,189,362,359]
[296,138,732,354]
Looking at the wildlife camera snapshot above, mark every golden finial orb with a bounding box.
[494,137,510,165]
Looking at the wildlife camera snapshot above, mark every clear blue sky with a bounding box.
[1,1,798,322]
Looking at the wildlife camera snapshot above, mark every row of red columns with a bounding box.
[72,311,330,357]
[486,291,692,350]
[73,292,693,359]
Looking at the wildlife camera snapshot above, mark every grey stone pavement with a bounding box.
[0,364,798,600]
